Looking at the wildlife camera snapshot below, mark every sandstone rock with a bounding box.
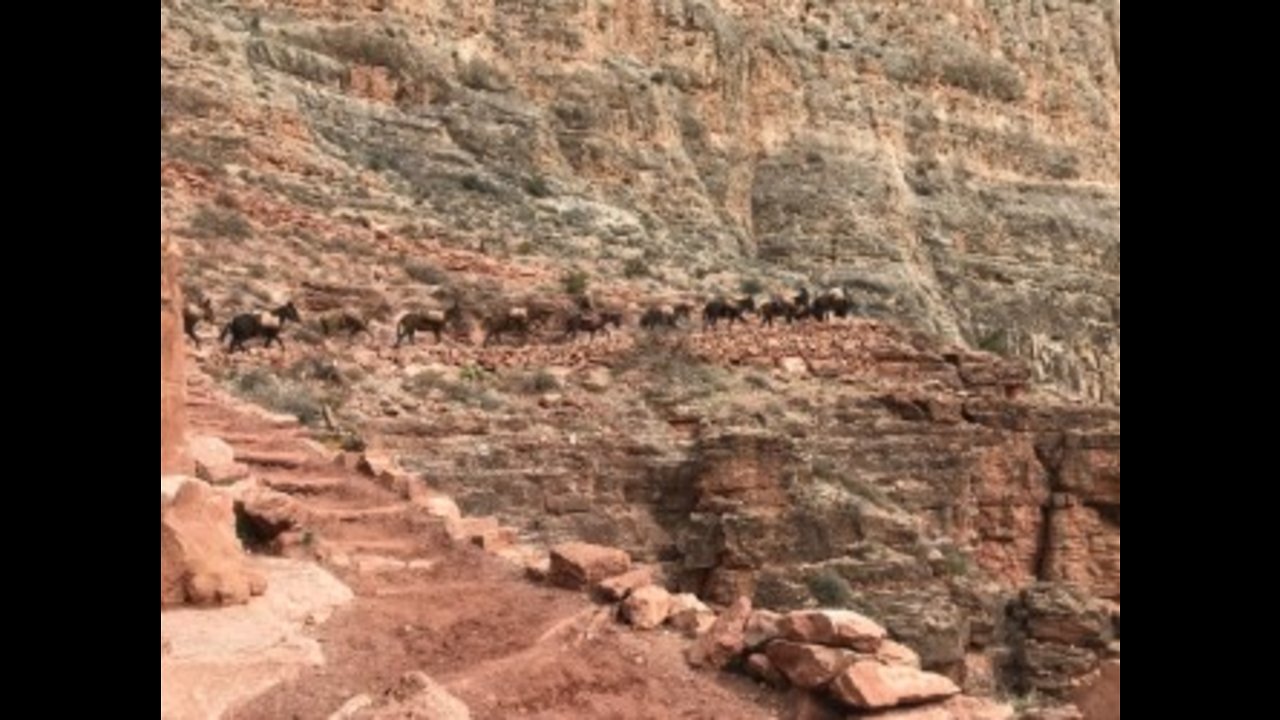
[668,592,710,616]
[745,653,789,689]
[161,480,267,607]
[622,585,673,630]
[191,435,249,484]
[161,558,353,719]
[780,356,809,376]
[829,660,960,710]
[524,555,551,582]
[667,593,715,637]
[161,475,201,503]
[671,610,717,638]
[448,516,518,552]
[686,596,752,669]
[328,694,374,719]
[779,610,888,652]
[412,492,462,521]
[744,609,783,650]
[1019,639,1100,694]
[597,566,655,601]
[877,639,922,669]
[1020,584,1111,646]
[961,651,997,695]
[232,481,305,547]
[765,640,856,689]
[548,542,631,590]
[160,237,190,475]
[582,366,612,392]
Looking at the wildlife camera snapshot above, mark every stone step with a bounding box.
[234,450,316,470]
[260,475,348,496]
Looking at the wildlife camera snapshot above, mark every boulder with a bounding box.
[829,660,960,710]
[667,594,715,638]
[597,566,656,601]
[744,609,783,650]
[161,480,266,607]
[548,542,631,590]
[745,653,789,689]
[622,585,673,630]
[190,435,249,484]
[686,596,752,669]
[765,641,856,689]
[779,610,888,652]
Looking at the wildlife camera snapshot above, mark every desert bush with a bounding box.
[230,368,333,426]
[523,176,553,198]
[302,26,423,81]
[977,327,1010,356]
[189,205,253,240]
[807,569,854,607]
[161,83,223,119]
[623,257,651,279]
[561,268,590,297]
[459,174,501,195]
[458,57,511,92]
[405,261,448,286]
[509,368,560,395]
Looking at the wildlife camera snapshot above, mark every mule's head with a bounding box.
[277,302,302,324]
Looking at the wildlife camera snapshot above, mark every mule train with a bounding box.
[181,277,865,355]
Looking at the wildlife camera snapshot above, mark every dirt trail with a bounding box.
[185,374,782,719]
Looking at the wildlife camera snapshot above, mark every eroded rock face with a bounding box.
[165,0,1118,401]
[160,238,189,475]
[1006,583,1115,697]
[161,480,267,608]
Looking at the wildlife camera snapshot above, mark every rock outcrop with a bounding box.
[161,479,267,607]
[161,557,352,720]
[160,237,189,475]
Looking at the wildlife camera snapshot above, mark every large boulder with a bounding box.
[686,596,752,669]
[829,660,960,710]
[160,238,190,475]
[548,542,631,590]
[764,641,856,689]
[779,610,888,652]
[190,435,249,485]
[161,480,266,607]
[597,566,656,601]
[622,585,673,630]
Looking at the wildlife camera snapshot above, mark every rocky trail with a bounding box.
[183,373,783,720]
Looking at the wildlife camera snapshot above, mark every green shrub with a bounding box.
[807,569,854,607]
